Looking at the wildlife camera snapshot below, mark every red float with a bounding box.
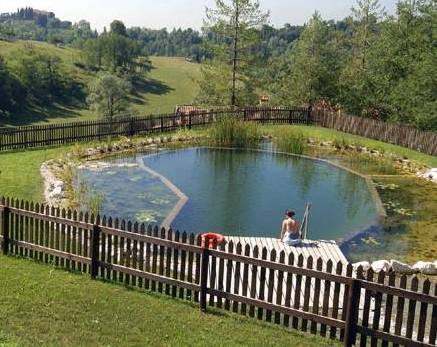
[201,233,225,248]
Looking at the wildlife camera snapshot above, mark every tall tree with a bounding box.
[375,0,437,128]
[271,12,342,106]
[196,0,269,107]
[110,20,128,37]
[339,0,384,117]
[87,73,131,121]
[15,45,63,99]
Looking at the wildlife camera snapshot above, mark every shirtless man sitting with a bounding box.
[280,209,301,246]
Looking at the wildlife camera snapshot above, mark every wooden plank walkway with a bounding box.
[225,237,349,266]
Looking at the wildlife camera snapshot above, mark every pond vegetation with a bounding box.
[207,115,260,148]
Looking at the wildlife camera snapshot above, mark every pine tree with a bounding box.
[339,0,384,117]
[195,0,269,107]
[273,12,342,106]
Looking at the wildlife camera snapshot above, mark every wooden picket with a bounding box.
[0,198,436,347]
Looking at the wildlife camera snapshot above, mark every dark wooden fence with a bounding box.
[0,107,310,151]
[1,197,436,347]
[1,107,435,155]
[312,108,437,156]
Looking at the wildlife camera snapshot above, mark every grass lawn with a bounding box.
[262,125,437,167]
[0,41,200,126]
[130,56,200,115]
[0,146,73,201]
[0,255,338,347]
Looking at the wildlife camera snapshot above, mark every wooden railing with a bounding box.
[1,106,435,156]
[1,197,436,346]
[311,108,437,156]
[0,107,310,151]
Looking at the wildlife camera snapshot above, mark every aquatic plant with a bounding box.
[57,160,78,206]
[208,114,260,147]
[88,192,105,216]
[72,177,106,215]
[273,128,307,155]
[332,136,350,149]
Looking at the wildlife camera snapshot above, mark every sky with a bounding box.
[1,0,398,31]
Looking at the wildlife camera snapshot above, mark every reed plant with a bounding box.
[208,114,260,148]
[273,127,307,155]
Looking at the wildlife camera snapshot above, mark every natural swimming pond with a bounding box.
[77,147,379,242]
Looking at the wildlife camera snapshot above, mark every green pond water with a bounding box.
[77,147,379,243]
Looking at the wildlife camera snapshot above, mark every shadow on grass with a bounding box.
[128,77,174,106]
[0,81,88,127]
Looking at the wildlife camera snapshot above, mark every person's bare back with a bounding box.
[280,209,300,242]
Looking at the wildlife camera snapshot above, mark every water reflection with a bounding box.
[76,147,379,241]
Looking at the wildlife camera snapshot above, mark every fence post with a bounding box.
[129,117,135,137]
[188,114,192,130]
[199,244,210,312]
[289,110,293,124]
[344,279,361,347]
[90,224,101,279]
[306,106,312,125]
[1,206,10,255]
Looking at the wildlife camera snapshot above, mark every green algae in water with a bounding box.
[343,175,437,263]
[135,210,161,224]
[76,159,179,225]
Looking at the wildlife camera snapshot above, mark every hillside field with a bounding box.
[0,40,200,126]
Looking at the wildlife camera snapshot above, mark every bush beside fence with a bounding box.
[1,197,436,347]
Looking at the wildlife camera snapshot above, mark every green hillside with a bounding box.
[0,40,200,126]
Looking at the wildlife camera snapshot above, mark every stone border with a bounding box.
[135,156,188,229]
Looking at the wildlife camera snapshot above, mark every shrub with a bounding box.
[208,114,260,147]
[273,128,307,155]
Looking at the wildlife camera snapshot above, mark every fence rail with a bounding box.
[1,106,435,156]
[1,197,436,347]
[311,108,437,156]
[0,107,310,151]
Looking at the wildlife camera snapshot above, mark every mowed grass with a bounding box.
[0,255,338,347]
[131,56,200,115]
[262,125,437,167]
[0,40,200,126]
[0,146,73,201]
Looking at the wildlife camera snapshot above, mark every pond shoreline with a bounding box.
[38,134,435,264]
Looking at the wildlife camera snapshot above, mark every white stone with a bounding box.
[49,186,64,199]
[352,261,371,272]
[371,260,391,273]
[417,168,437,183]
[412,261,437,275]
[390,260,416,275]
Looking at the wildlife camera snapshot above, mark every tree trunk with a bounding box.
[231,1,240,107]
